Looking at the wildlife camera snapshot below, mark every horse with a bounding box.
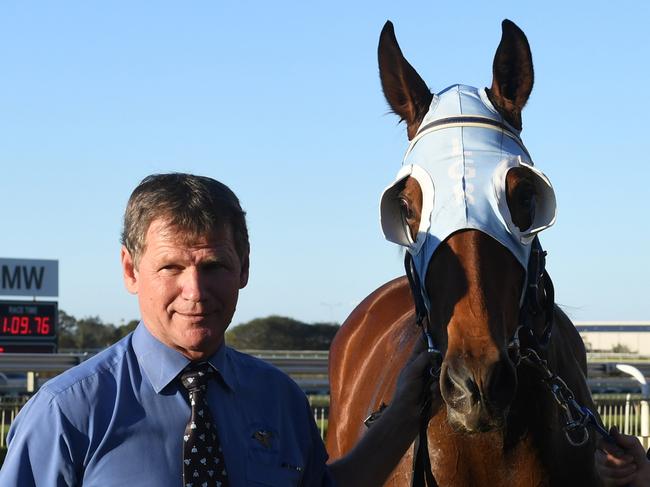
[327,20,602,486]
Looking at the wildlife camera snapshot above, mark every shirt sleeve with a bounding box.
[0,390,81,486]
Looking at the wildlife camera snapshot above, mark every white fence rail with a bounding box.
[0,396,28,448]
[1,393,649,446]
[0,352,329,395]
[597,395,639,435]
[2,352,650,445]
[0,353,84,372]
[596,395,650,449]
[313,407,328,439]
[0,395,332,446]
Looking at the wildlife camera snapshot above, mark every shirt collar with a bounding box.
[209,340,237,392]
[132,322,236,394]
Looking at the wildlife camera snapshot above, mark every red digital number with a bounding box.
[10,316,20,334]
[7,316,30,335]
[2,312,53,336]
[20,316,29,334]
[36,316,51,335]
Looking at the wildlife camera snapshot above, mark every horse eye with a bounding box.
[399,197,413,220]
[514,184,535,209]
[518,191,532,208]
[508,182,537,232]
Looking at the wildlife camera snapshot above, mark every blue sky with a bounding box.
[1,1,648,328]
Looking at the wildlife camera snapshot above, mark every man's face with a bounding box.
[121,218,249,360]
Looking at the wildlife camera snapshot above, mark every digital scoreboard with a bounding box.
[0,300,57,352]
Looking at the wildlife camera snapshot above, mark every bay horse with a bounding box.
[327,20,602,486]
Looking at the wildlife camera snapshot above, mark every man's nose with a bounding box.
[181,267,205,301]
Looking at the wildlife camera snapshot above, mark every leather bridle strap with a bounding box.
[404,252,439,487]
[404,252,428,328]
[412,426,438,487]
[515,237,555,354]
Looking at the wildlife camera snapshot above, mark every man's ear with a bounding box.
[121,246,139,294]
[239,251,250,289]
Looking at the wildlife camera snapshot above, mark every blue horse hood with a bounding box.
[380,84,556,287]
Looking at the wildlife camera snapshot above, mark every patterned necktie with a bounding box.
[180,362,229,487]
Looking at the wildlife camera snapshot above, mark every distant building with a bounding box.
[576,322,650,354]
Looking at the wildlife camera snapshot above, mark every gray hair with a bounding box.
[121,173,249,267]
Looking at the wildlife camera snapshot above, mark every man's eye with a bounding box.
[201,261,225,272]
[159,265,181,273]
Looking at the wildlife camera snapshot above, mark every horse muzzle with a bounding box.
[440,353,518,432]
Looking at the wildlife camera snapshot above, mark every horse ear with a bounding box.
[378,21,433,140]
[487,19,534,131]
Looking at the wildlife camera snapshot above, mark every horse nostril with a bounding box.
[441,358,516,415]
[486,358,517,411]
[440,362,480,408]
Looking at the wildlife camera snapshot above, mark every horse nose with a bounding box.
[440,354,517,417]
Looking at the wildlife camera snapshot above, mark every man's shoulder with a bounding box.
[225,346,304,393]
[225,346,285,374]
[40,334,134,397]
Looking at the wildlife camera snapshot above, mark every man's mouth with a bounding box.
[175,311,215,322]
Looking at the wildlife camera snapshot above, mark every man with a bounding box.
[0,173,438,486]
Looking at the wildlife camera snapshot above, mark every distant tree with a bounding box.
[302,322,341,349]
[75,316,117,349]
[226,315,339,350]
[611,343,633,353]
[57,310,78,348]
[56,310,338,352]
[114,319,140,340]
[57,311,134,350]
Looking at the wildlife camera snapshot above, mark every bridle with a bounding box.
[404,235,554,357]
[404,237,611,487]
[507,236,555,360]
[397,108,563,487]
[374,90,609,485]
[404,233,553,487]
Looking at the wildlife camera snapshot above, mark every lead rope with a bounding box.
[404,253,440,487]
[511,239,614,448]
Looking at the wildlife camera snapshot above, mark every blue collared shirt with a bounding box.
[0,323,331,486]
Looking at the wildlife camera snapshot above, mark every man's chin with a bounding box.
[178,328,225,359]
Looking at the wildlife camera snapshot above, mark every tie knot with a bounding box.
[180,362,214,392]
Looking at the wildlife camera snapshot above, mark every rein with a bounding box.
[507,238,614,446]
[404,251,440,487]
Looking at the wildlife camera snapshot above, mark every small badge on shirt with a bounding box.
[252,429,273,449]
